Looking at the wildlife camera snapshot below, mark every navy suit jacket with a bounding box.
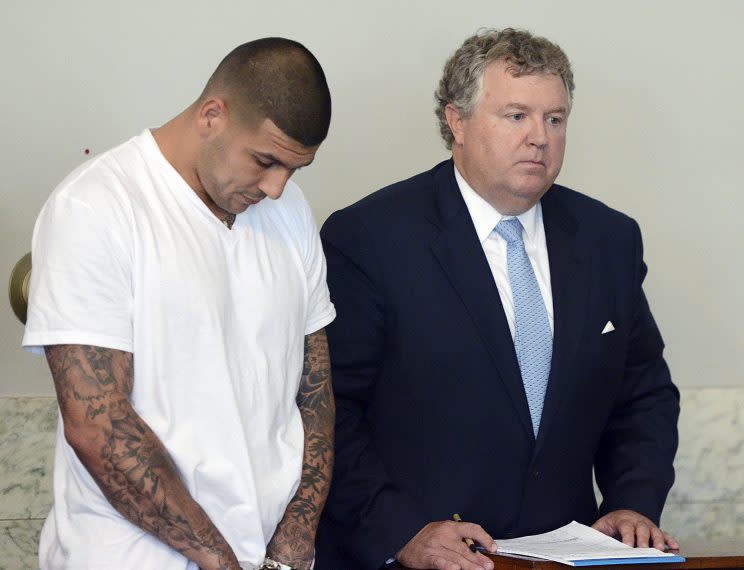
[316,160,679,570]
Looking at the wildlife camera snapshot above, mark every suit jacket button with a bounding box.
[533,470,540,477]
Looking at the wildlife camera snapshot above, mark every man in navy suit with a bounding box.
[316,29,680,570]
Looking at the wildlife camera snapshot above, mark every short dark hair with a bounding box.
[201,38,331,147]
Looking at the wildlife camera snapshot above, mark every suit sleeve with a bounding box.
[594,220,680,524]
[321,209,431,569]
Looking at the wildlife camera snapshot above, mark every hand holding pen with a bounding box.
[395,515,497,570]
[452,513,478,552]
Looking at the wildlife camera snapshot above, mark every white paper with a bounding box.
[495,521,680,565]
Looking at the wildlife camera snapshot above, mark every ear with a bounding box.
[444,103,467,146]
[196,97,228,139]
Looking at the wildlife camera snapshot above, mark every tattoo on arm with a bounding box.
[266,329,335,570]
[45,345,240,570]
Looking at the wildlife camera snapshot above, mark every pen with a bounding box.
[452,513,477,553]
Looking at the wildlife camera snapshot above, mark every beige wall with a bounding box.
[2,0,743,395]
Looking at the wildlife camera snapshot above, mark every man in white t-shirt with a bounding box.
[23,38,335,570]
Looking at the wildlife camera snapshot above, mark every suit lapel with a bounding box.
[428,162,534,438]
[535,187,592,454]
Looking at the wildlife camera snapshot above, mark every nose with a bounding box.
[528,117,548,148]
[258,167,293,200]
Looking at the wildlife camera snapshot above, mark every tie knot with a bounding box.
[495,218,524,244]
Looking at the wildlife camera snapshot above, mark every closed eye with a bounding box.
[254,155,274,168]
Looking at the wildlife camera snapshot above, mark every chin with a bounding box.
[516,177,552,196]
[504,191,546,214]
[514,186,548,201]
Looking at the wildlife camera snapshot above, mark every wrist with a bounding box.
[259,558,296,570]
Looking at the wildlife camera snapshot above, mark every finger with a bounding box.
[634,523,651,548]
[591,518,612,536]
[617,520,636,546]
[442,543,493,570]
[663,531,680,551]
[445,540,494,570]
[432,547,483,570]
[459,522,498,553]
[649,526,666,551]
[474,551,496,570]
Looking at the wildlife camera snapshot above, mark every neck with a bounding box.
[452,152,538,216]
[221,212,236,229]
[152,106,203,193]
[152,108,238,228]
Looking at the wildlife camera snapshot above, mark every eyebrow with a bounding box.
[255,151,314,170]
[546,106,568,115]
[502,103,568,115]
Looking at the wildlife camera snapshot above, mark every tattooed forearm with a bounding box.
[266,329,335,570]
[45,345,240,570]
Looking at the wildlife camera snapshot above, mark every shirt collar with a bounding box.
[454,164,541,244]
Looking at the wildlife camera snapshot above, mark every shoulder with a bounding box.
[43,133,149,221]
[261,179,313,225]
[322,161,449,237]
[252,179,318,247]
[275,179,311,212]
[31,134,161,255]
[545,183,640,241]
[340,161,446,214]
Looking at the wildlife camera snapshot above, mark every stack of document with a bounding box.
[493,521,685,566]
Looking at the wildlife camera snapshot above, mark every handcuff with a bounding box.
[258,558,296,570]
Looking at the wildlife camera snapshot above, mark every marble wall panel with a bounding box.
[669,388,744,503]
[0,519,44,570]
[662,501,744,541]
[0,397,56,519]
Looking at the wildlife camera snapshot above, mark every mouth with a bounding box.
[237,194,264,207]
[518,160,546,167]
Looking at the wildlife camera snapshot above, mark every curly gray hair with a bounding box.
[434,28,575,149]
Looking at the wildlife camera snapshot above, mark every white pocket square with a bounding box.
[601,321,615,334]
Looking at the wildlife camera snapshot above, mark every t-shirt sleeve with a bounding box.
[296,189,335,336]
[22,183,134,355]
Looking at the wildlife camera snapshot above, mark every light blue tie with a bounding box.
[495,218,552,436]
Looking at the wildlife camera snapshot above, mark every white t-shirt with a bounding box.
[23,129,336,569]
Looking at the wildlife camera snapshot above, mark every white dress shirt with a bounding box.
[454,165,554,338]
